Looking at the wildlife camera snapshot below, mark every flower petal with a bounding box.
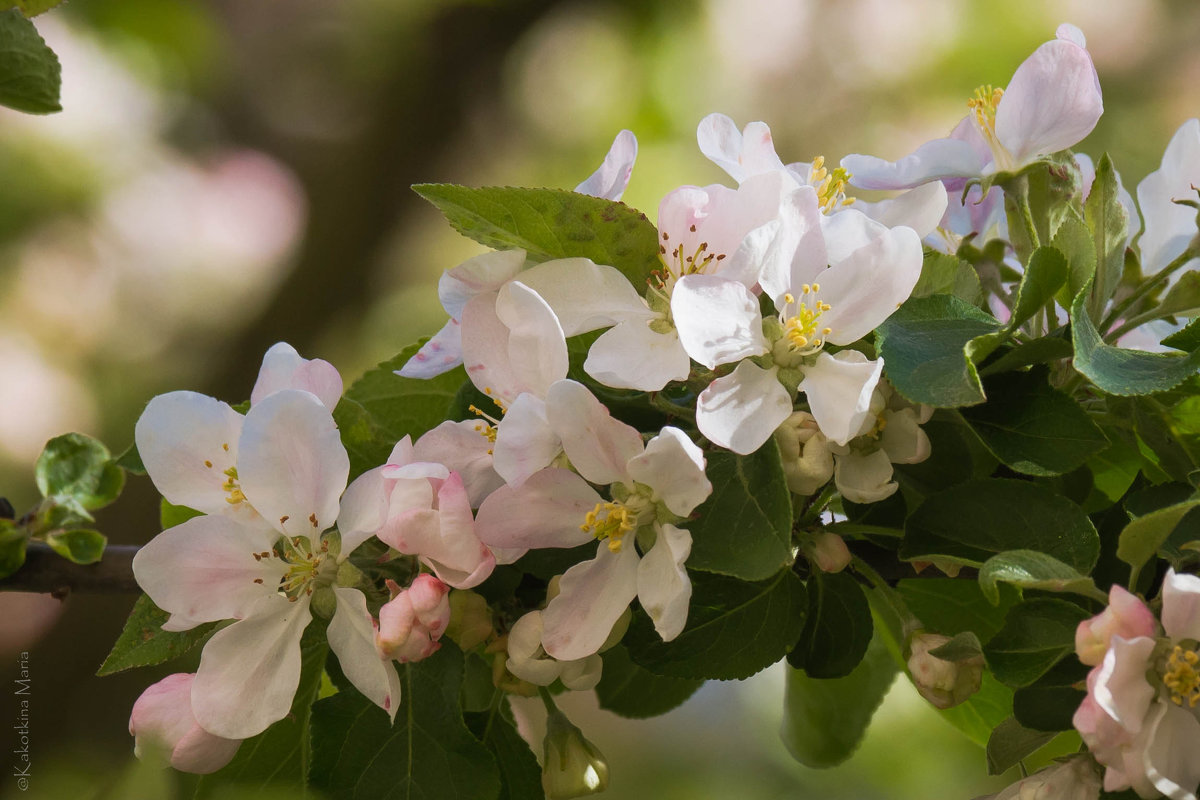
[492,393,560,488]
[575,129,637,201]
[328,586,401,721]
[696,361,794,455]
[474,468,600,551]
[495,281,569,396]
[336,466,388,561]
[191,594,312,739]
[413,420,504,507]
[1162,568,1200,642]
[238,389,349,539]
[438,249,527,321]
[250,342,343,412]
[517,258,652,336]
[815,225,923,345]
[799,351,884,446]
[834,448,898,504]
[395,319,463,379]
[1143,701,1200,800]
[1137,119,1200,274]
[636,523,692,642]
[848,182,948,239]
[542,543,640,661]
[696,113,787,184]
[671,274,767,369]
[582,320,692,392]
[627,428,711,517]
[546,380,644,486]
[841,134,985,190]
[1093,635,1157,734]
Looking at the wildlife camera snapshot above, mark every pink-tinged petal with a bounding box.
[135,391,246,518]
[841,134,985,190]
[506,611,564,686]
[132,515,286,623]
[162,613,205,633]
[834,449,898,504]
[1144,701,1200,800]
[495,281,569,396]
[413,420,503,507]
[1162,568,1200,641]
[627,428,710,517]
[517,258,653,336]
[407,574,451,635]
[1093,635,1157,734]
[337,466,388,559]
[546,380,644,486]
[1076,584,1157,666]
[758,186,826,303]
[671,275,767,369]
[696,113,786,184]
[192,594,312,739]
[460,292,523,406]
[816,226,923,345]
[696,361,794,456]
[328,587,400,721]
[396,319,464,379]
[1057,23,1086,47]
[238,389,349,539]
[130,673,242,774]
[583,320,692,392]
[383,475,495,589]
[250,342,342,412]
[381,462,451,482]
[799,351,884,446]
[492,393,560,488]
[475,468,600,551]
[542,543,640,661]
[636,524,692,642]
[386,474,436,515]
[575,129,637,201]
[849,182,948,239]
[438,249,527,321]
[1137,119,1200,274]
[995,36,1103,167]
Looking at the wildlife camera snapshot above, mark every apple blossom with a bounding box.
[129,673,241,774]
[907,632,984,710]
[376,574,451,663]
[1137,119,1200,277]
[574,129,637,202]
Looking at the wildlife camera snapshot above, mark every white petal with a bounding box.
[496,281,569,396]
[636,523,692,642]
[132,515,286,623]
[696,361,794,455]
[546,380,643,486]
[413,420,504,507]
[1162,569,1200,642]
[542,543,640,661]
[135,391,246,518]
[1137,119,1200,274]
[336,466,388,561]
[191,595,312,739]
[627,428,711,517]
[583,320,692,392]
[759,186,826,304]
[1093,635,1157,734]
[396,319,464,379]
[848,182,948,239]
[834,449,898,504]
[328,587,400,721]
[505,611,563,686]
[575,129,637,201]
[879,407,931,464]
[696,113,786,184]
[438,249,527,320]
[995,36,1103,166]
[385,474,495,589]
[799,351,884,446]
[671,275,767,369]
[816,225,923,344]
[459,292,520,406]
[492,394,560,488]
[238,389,349,539]
[841,134,985,190]
[250,342,343,412]
[474,468,600,551]
[517,258,652,336]
[559,655,603,691]
[1144,701,1200,800]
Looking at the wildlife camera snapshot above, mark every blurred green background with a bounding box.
[0,0,1197,797]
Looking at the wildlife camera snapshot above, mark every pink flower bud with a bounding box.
[808,532,851,574]
[907,633,983,710]
[376,575,451,663]
[1075,585,1156,667]
[129,673,241,774]
[408,574,451,637]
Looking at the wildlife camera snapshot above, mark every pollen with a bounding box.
[810,156,855,213]
[467,405,500,445]
[581,501,636,553]
[780,287,833,356]
[649,231,726,297]
[1164,645,1200,708]
[221,466,247,506]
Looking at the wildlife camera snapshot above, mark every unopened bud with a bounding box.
[907,632,983,710]
[806,532,851,574]
[1075,584,1156,667]
[542,710,609,799]
[377,575,451,663]
[129,674,241,774]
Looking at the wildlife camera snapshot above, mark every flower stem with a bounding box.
[1101,249,1197,336]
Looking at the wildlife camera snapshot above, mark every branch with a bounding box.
[0,543,140,597]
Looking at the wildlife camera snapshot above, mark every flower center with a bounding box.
[1164,645,1200,708]
[468,404,501,454]
[780,284,833,357]
[809,156,854,213]
[650,226,728,297]
[966,84,1011,171]
[256,535,333,602]
[221,465,247,506]
[581,502,637,553]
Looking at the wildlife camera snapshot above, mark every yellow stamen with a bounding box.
[780,290,834,357]
[580,502,636,553]
[810,156,854,213]
[649,230,727,296]
[1164,645,1200,708]
[222,466,246,505]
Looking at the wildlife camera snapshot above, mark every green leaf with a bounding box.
[160,498,203,530]
[978,550,1101,605]
[893,411,997,497]
[113,442,146,475]
[414,184,660,287]
[928,631,983,662]
[1051,210,1096,307]
[624,568,807,680]
[898,578,1018,642]
[44,528,106,565]
[97,594,217,676]
[986,717,1058,775]
[1007,247,1068,332]
[913,249,982,304]
[937,672,1014,748]
[1072,280,1200,396]
[978,335,1074,377]
[1116,499,1200,572]
[962,368,1108,476]
[983,598,1090,688]
[1163,317,1200,352]
[781,629,897,768]
[1087,435,1143,506]
[686,440,793,581]
[0,0,66,16]
[0,520,28,580]
[788,570,873,679]
[1085,154,1129,317]
[876,294,1002,407]
[464,708,541,800]
[309,644,501,800]
[35,432,125,513]
[900,479,1099,572]
[1012,659,1089,732]
[0,9,60,113]
[1157,270,1200,319]
[194,624,329,796]
[595,644,704,718]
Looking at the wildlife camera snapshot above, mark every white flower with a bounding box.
[575,129,638,202]
[505,610,602,690]
[129,673,241,774]
[1137,119,1200,277]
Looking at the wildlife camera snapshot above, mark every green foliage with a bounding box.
[985,717,1057,775]
[44,528,107,564]
[977,550,1102,605]
[1084,154,1129,318]
[98,594,218,676]
[1051,211,1097,307]
[309,644,501,800]
[464,708,542,800]
[0,520,27,580]
[913,249,982,304]
[781,630,897,768]
[898,578,1018,642]
[962,368,1107,476]
[686,440,793,581]
[875,294,1002,407]
[0,9,59,113]
[983,598,1091,688]
[788,570,873,679]
[1012,659,1089,732]
[624,568,807,680]
[928,631,983,662]
[1164,316,1200,352]
[36,432,125,518]
[900,479,1099,572]
[978,335,1073,377]
[937,673,1014,748]
[595,644,705,718]
[161,498,203,530]
[1116,498,1200,573]
[1006,247,1067,332]
[0,0,66,16]
[413,184,660,287]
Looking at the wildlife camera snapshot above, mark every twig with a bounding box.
[0,543,140,597]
